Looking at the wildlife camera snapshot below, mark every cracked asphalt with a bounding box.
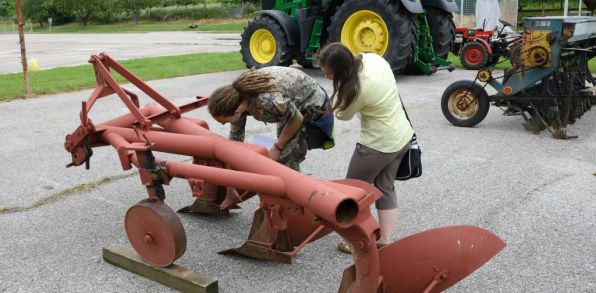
[0,66,594,292]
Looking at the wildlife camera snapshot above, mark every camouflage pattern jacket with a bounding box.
[229,66,327,141]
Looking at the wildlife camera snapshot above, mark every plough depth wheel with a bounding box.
[441,80,490,127]
[124,199,187,267]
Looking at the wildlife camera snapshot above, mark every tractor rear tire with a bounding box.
[425,6,455,59]
[460,41,489,70]
[441,80,490,127]
[240,15,292,68]
[327,0,415,73]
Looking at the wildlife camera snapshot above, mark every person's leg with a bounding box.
[346,143,395,182]
[342,143,401,251]
[277,126,308,171]
[374,143,409,245]
[376,209,398,245]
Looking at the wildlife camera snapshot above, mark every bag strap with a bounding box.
[398,94,417,142]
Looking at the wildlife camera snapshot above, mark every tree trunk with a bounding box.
[15,0,30,96]
[585,0,596,14]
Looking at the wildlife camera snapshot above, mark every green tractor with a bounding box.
[240,0,458,74]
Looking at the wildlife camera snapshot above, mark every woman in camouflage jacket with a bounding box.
[208,66,329,172]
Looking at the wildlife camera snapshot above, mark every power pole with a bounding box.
[15,0,30,96]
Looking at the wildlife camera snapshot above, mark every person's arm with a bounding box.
[261,91,303,160]
[229,113,247,141]
[335,92,365,121]
[275,112,303,149]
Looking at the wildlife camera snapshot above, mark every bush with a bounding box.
[145,4,257,21]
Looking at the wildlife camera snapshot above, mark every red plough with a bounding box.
[64,53,506,292]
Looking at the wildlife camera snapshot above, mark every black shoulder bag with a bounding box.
[395,96,422,180]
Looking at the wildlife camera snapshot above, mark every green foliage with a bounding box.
[52,0,102,25]
[124,0,160,24]
[147,4,257,21]
[14,1,256,26]
[22,0,48,26]
[95,0,125,23]
[0,52,245,101]
[518,0,586,11]
[37,19,246,33]
[0,0,15,20]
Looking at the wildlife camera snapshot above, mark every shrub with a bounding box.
[145,4,256,21]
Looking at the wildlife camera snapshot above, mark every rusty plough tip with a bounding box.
[64,53,506,292]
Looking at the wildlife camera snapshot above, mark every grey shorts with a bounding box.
[346,142,409,210]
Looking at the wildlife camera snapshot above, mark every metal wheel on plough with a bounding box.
[125,199,186,267]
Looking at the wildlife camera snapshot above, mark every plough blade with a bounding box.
[219,204,332,263]
[340,225,505,293]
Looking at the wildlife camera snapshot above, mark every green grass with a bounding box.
[4,50,594,102]
[32,19,247,34]
[447,52,513,70]
[0,51,245,102]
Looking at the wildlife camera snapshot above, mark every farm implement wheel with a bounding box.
[425,6,455,59]
[460,41,489,70]
[327,0,415,73]
[441,80,490,127]
[125,199,187,267]
[240,15,292,68]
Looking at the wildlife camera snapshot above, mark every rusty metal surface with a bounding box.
[61,53,506,292]
[378,225,505,292]
[124,199,187,267]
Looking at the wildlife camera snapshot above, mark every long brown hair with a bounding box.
[208,69,278,116]
[318,42,362,112]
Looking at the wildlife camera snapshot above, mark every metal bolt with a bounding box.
[354,241,365,249]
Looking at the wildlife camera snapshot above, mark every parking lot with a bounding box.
[0,66,594,292]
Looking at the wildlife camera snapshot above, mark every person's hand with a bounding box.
[269,147,281,161]
[219,187,242,210]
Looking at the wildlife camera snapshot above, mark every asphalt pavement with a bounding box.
[0,67,594,293]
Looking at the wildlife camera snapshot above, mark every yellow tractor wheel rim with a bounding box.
[250,29,276,64]
[341,10,389,56]
[448,89,480,119]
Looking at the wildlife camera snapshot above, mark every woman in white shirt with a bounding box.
[319,42,414,252]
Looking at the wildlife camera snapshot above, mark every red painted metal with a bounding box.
[466,37,493,55]
[64,53,506,292]
[125,199,187,267]
[464,45,486,65]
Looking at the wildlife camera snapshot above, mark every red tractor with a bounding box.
[453,20,520,70]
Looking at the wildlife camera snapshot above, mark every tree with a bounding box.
[95,0,125,23]
[55,0,100,25]
[22,0,49,27]
[16,0,30,96]
[0,0,16,20]
[124,0,158,24]
[585,0,596,14]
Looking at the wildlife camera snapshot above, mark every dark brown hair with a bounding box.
[208,69,278,117]
[318,42,362,112]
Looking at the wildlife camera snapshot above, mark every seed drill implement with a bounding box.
[442,16,596,138]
